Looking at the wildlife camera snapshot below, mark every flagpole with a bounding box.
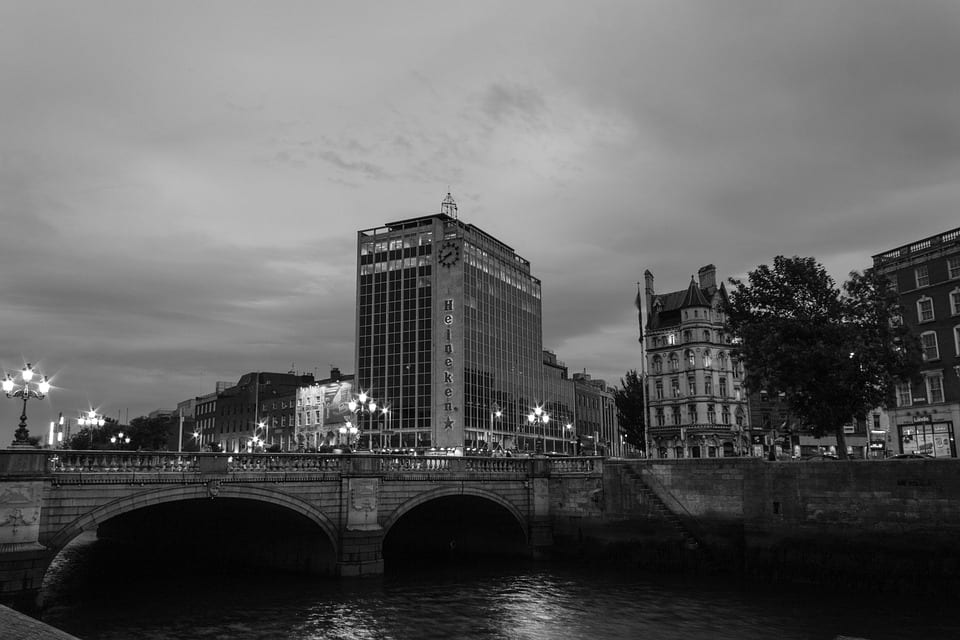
[636,281,650,457]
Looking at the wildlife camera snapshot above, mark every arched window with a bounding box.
[685,349,696,368]
[703,349,712,368]
[652,355,663,373]
[703,329,711,342]
[669,353,679,371]
[717,351,726,369]
[683,330,692,342]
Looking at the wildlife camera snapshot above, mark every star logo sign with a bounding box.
[443,417,455,430]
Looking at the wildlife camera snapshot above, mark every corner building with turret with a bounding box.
[355,195,573,451]
[642,265,751,458]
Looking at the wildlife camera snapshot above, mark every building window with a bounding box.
[656,408,665,426]
[652,356,663,373]
[687,405,697,424]
[717,352,726,369]
[949,257,960,279]
[672,406,682,425]
[687,376,696,395]
[669,353,679,371]
[704,330,711,342]
[671,378,681,398]
[921,331,940,361]
[955,326,960,356]
[925,374,945,404]
[951,289,960,316]
[683,330,692,342]
[722,405,730,425]
[703,350,712,368]
[667,333,676,346]
[707,404,716,423]
[916,265,929,288]
[917,297,935,323]
[705,377,713,396]
[719,378,727,397]
[686,350,696,368]
[655,380,664,400]
[734,386,742,401]
[896,382,912,407]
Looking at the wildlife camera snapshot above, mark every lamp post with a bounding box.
[488,402,501,451]
[527,405,550,454]
[3,363,51,446]
[380,406,391,450]
[565,422,574,455]
[348,391,378,451]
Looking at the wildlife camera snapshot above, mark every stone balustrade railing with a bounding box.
[35,451,601,477]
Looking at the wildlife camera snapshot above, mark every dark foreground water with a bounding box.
[40,533,960,640]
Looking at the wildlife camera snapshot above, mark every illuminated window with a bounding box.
[921,331,940,361]
[703,350,712,368]
[687,376,696,395]
[671,378,680,397]
[667,333,676,345]
[686,350,696,367]
[915,265,929,288]
[917,297,934,322]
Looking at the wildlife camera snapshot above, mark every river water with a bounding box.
[39,533,959,640]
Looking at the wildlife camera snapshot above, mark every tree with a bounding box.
[614,369,646,452]
[127,415,176,450]
[66,416,119,449]
[724,256,921,459]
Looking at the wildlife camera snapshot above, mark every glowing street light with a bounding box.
[527,405,550,454]
[110,431,131,448]
[565,422,574,455]
[78,410,106,428]
[338,422,359,448]
[348,391,378,451]
[488,402,502,451]
[3,363,51,446]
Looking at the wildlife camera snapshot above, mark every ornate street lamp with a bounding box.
[3,363,51,446]
[527,405,550,454]
[488,402,502,451]
[78,410,106,428]
[348,391,378,451]
[565,422,574,455]
[110,431,131,448]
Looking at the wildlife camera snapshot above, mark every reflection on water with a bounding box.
[41,533,960,640]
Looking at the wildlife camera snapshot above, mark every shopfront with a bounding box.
[898,416,956,458]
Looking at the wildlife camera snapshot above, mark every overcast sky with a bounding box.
[3,1,960,442]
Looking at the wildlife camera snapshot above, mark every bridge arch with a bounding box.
[46,484,339,555]
[382,485,528,540]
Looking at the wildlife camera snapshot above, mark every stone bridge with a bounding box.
[0,449,604,611]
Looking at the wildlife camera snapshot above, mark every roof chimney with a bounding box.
[697,264,717,293]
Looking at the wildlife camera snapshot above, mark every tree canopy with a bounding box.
[724,256,921,459]
[614,369,646,452]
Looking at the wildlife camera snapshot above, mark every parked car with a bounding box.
[890,453,933,459]
[806,454,839,461]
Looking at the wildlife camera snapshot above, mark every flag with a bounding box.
[635,283,644,341]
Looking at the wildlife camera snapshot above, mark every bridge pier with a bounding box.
[337,529,384,577]
[0,449,52,613]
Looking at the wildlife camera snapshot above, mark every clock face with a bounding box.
[438,240,461,268]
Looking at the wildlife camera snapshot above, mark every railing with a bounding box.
[42,451,601,477]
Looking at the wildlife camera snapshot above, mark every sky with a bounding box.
[3,1,960,443]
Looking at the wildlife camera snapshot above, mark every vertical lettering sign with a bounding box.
[443,298,455,428]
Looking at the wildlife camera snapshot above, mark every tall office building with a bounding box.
[872,227,960,458]
[356,194,553,450]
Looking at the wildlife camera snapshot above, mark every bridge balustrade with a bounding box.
[42,451,601,477]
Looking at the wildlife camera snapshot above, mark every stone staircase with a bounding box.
[623,466,702,550]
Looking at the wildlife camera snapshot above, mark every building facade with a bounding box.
[572,372,620,457]
[294,368,356,451]
[642,265,751,458]
[212,371,315,453]
[355,195,551,452]
[872,227,960,458]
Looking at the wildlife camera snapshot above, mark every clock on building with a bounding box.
[438,240,461,268]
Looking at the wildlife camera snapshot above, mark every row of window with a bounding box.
[897,373,949,406]
[651,328,729,348]
[914,290,960,323]
[651,350,741,375]
[654,404,746,426]
[908,257,960,290]
[654,377,742,400]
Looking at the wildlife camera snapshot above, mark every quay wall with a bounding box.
[577,458,960,589]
